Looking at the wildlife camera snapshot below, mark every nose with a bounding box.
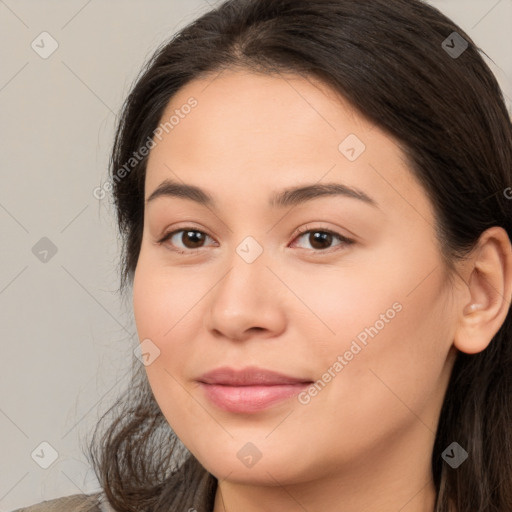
[202,246,287,342]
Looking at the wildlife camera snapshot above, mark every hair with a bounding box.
[85,0,512,511]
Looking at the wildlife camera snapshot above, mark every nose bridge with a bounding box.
[203,233,286,340]
[235,234,265,266]
[216,233,269,307]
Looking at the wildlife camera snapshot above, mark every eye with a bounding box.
[157,228,216,254]
[156,225,355,255]
[290,225,354,252]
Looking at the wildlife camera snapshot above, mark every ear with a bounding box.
[454,226,512,355]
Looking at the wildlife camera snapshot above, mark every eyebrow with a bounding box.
[145,178,378,209]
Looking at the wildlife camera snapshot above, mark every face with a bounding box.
[132,69,458,487]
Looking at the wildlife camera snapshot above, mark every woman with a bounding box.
[14,0,512,510]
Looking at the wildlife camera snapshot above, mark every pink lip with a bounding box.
[197,366,312,413]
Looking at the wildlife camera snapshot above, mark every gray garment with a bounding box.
[10,493,115,512]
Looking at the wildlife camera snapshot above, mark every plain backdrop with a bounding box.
[0,0,511,510]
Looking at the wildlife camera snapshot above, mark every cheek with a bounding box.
[316,271,453,439]
[132,254,207,340]
[132,256,212,408]
[295,249,454,440]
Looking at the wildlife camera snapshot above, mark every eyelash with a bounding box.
[156,225,355,255]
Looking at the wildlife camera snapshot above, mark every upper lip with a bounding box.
[197,366,312,386]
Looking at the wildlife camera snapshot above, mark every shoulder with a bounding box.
[10,492,111,512]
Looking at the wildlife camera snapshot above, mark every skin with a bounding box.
[132,69,512,512]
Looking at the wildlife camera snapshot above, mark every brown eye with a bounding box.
[180,230,207,249]
[158,228,215,253]
[157,226,354,255]
[308,231,334,250]
[292,228,354,252]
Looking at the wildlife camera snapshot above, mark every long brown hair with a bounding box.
[86,1,512,510]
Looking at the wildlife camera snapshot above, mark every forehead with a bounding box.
[147,70,370,171]
[144,69,431,221]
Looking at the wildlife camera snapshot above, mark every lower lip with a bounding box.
[198,382,310,413]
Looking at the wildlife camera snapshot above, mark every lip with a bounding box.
[198,366,311,386]
[197,366,313,413]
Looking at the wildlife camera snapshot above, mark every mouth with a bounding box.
[197,366,313,413]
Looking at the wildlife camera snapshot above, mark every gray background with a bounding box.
[0,1,511,510]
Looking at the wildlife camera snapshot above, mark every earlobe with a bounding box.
[454,227,512,355]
